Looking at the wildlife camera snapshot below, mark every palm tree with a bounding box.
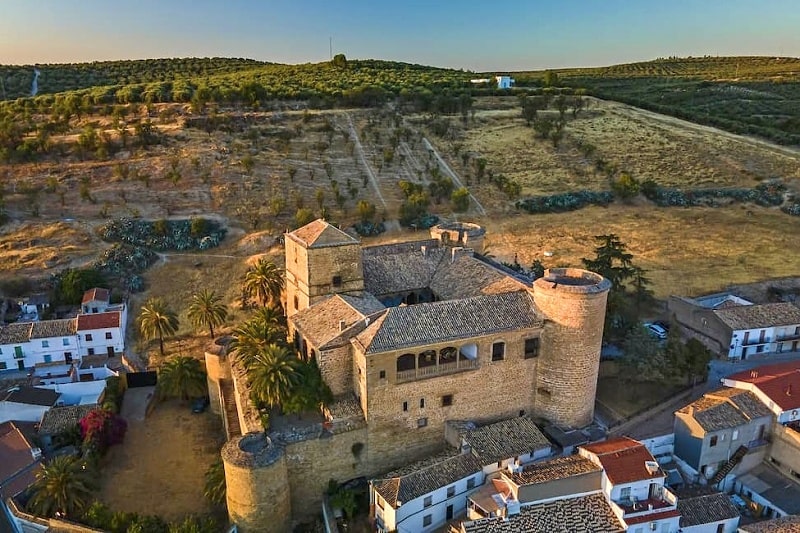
[28,455,98,519]
[158,356,207,401]
[252,304,286,329]
[247,344,300,408]
[243,258,284,307]
[187,289,228,338]
[138,297,179,356]
[230,315,286,368]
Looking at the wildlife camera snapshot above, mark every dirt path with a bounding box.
[422,137,487,215]
[345,112,388,209]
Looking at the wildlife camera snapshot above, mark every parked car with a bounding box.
[191,396,210,413]
[644,322,668,340]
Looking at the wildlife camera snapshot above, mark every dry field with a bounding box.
[99,399,224,521]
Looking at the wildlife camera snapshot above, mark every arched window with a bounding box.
[439,347,457,364]
[459,343,478,361]
[406,292,418,305]
[397,354,415,372]
[418,350,437,368]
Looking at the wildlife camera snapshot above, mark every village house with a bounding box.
[673,388,773,485]
[669,293,800,359]
[0,420,42,531]
[0,386,60,424]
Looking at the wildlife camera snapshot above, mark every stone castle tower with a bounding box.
[532,268,612,428]
[284,219,364,317]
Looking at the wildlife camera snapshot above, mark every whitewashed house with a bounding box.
[723,360,800,424]
[76,308,126,358]
[495,75,514,89]
[0,387,60,424]
[81,288,111,314]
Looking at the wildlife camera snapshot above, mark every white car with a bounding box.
[644,322,668,340]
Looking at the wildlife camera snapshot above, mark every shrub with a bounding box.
[100,218,226,251]
[516,191,614,214]
[79,408,128,455]
[611,173,640,200]
[451,187,470,212]
[353,221,385,237]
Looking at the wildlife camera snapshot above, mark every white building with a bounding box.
[0,387,60,424]
[76,308,127,358]
[495,76,514,89]
[722,360,800,424]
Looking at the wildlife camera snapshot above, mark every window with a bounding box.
[620,487,631,501]
[44,354,52,363]
[716,525,725,533]
[402,401,408,412]
[88,348,95,356]
[710,435,718,447]
[423,515,432,527]
[442,394,453,407]
[105,332,113,340]
[447,486,455,498]
[420,398,425,408]
[491,341,505,361]
[91,307,98,313]
[293,296,299,310]
[62,338,69,346]
[417,417,428,428]
[83,306,89,313]
[85,334,93,341]
[41,340,49,348]
[467,478,475,489]
[524,338,540,359]
[732,429,739,441]
[379,370,386,379]
[0,362,6,370]
[376,497,384,510]
[423,495,432,508]
[332,275,342,287]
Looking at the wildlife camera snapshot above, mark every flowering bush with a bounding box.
[79,408,127,455]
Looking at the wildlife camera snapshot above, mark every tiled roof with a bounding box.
[39,404,96,435]
[286,219,359,249]
[714,302,800,331]
[77,311,121,330]
[725,360,800,411]
[675,489,739,528]
[736,461,800,515]
[429,253,528,300]
[82,287,110,304]
[0,421,42,499]
[290,294,384,349]
[373,452,483,507]
[624,509,681,526]
[738,515,800,533]
[510,455,601,486]
[460,493,625,533]
[676,388,772,432]
[30,318,77,339]
[581,437,663,485]
[354,291,541,354]
[2,386,60,407]
[461,417,551,465]
[0,322,33,344]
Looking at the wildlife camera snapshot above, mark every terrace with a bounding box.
[395,345,480,383]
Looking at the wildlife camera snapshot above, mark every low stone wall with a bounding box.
[770,423,800,477]
[6,497,105,533]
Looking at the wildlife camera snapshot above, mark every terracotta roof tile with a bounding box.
[0,322,33,344]
[39,405,96,435]
[510,455,601,486]
[725,360,800,411]
[624,509,681,526]
[738,515,800,533]
[675,489,739,528]
[2,386,60,407]
[460,417,551,465]
[82,287,110,304]
[676,388,772,432]
[29,318,77,339]
[714,302,800,331]
[287,219,359,249]
[581,437,663,485]
[290,294,384,349]
[77,311,121,331]
[0,421,42,499]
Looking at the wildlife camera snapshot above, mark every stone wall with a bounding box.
[667,296,730,354]
[769,423,800,477]
[318,343,353,397]
[533,269,611,428]
[204,351,231,416]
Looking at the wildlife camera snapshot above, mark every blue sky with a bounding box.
[1,0,798,70]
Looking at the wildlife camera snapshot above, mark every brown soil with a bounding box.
[98,399,225,521]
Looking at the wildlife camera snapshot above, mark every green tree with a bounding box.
[619,324,668,383]
[666,326,712,385]
[204,457,226,506]
[243,258,284,308]
[230,311,286,368]
[28,456,98,519]
[294,207,316,228]
[137,297,179,356]
[187,289,228,338]
[247,344,301,408]
[357,200,376,222]
[611,173,641,201]
[283,358,333,414]
[331,53,348,70]
[542,70,559,87]
[451,187,470,212]
[158,356,207,401]
[56,269,106,305]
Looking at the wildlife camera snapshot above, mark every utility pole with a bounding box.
[329,37,333,60]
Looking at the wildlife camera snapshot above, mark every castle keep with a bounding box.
[216,220,610,531]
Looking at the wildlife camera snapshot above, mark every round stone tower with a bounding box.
[430,222,485,253]
[532,268,611,428]
[222,433,290,533]
[204,337,232,416]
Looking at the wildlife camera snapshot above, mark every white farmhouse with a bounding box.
[495,76,514,89]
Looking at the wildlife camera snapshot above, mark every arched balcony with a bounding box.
[395,344,480,383]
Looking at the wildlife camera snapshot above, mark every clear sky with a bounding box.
[1,0,798,71]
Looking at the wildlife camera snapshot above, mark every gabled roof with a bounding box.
[354,291,541,354]
[460,417,551,465]
[2,386,60,407]
[714,302,800,331]
[286,219,359,249]
[676,388,773,432]
[373,452,483,508]
[510,455,601,486]
[0,421,42,499]
[581,437,662,485]
[290,293,385,349]
[82,287,110,304]
[675,488,739,528]
[30,318,77,339]
[461,493,625,533]
[725,360,800,411]
[738,515,800,533]
[77,311,121,331]
[39,404,95,435]
[0,322,33,344]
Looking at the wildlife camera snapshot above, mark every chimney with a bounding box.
[648,503,653,511]
[787,384,793,396]
[420,245,427,257]
[339,320,347,332]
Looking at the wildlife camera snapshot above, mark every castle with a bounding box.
[212,220,611,532]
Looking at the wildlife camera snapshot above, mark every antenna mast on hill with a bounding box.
[329,37,333,60]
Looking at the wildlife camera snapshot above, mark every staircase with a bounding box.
[219,378,241,440]
[710,445,748,485]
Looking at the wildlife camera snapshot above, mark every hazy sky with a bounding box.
[1,0,798,71]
